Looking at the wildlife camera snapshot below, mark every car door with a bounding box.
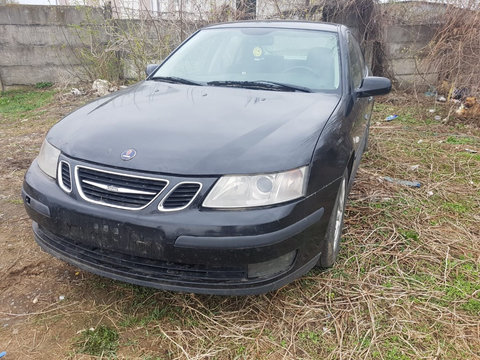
[346,32,370,184]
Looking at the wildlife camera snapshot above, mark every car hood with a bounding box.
[48,81,340,175]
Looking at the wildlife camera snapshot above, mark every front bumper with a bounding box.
[23,159,339,295]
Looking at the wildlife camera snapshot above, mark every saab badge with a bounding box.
[120,148,137,161]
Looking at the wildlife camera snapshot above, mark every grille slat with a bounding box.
[77,166,167,209]
[81,183,154,201]
[162,183,201,210]
[80,188,148,206]
[78,170,163,192]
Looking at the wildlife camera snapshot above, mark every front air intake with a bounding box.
[58,161,72,193]
[160,182,202,210]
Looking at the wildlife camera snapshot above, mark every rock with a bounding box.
[71,88,82,96]
[92,79,111,96]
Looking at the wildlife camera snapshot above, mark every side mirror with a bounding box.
[145,64,159,77]
[356,76,391,97]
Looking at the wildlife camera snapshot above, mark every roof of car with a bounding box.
[205,21,342,32]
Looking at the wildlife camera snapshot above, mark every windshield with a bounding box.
[152,27,341,93]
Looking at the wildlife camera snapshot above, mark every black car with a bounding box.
[22,21,391,295]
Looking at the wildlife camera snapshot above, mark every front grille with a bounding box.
[161,182,202,210]
[76,166,168,209]
[59,161,72,192]
[35,224,247,283]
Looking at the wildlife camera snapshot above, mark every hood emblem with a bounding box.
[120,148,137,161]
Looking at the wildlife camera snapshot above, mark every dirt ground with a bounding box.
[0,91,118,358]
[0,88,479,359]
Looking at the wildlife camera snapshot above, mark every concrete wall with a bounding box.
[0,2,449,90]
[0,5,106,88]
[0,5,203,88]
[379,1,448,89]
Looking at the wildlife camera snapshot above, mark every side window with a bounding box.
[347,33,365,89]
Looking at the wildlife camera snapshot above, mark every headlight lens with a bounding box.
[203,166,308,208]
[37,139,60,178]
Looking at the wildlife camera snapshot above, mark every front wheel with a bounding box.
[317,169,348,268]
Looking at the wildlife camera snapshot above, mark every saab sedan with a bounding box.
[22,21,391,295]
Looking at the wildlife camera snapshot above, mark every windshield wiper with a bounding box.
[151,76,204,86]
[207,80,312,93]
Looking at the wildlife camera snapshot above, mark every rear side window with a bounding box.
[347,33,366,89]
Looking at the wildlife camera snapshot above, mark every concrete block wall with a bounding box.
[384,24,439,87]
[380,2,447,89]
[0,2,449,90]
[114,18,201,80]
[0,5,105,88]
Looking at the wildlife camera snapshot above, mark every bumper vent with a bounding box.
[76,166,168,210]
[160,182,202,210]
[58,161,72,192]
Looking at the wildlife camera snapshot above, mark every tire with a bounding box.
[317,168,348,268]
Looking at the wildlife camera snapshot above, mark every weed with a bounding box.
[5,199,23,205]
[236,345,246,355]
[74,325,119,357]
[458,152,480,161]
[359,335,371,349]
[120,305,180,328]
[0,89,55,119]
[446,136,476,145]
[442,201,469,214]
[383,280,393,288]
[34,82,54,89]
[462,299,480,315]
[299,331,321,344]
[398,229,419,242]
[385,347,410,360]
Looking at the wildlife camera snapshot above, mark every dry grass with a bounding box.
[424,0,480,97]
[0,90,479,359]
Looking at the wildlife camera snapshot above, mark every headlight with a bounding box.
[37,139,60,178]
[203,166,308,208]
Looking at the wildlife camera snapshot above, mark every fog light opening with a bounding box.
[247,250,297,279]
